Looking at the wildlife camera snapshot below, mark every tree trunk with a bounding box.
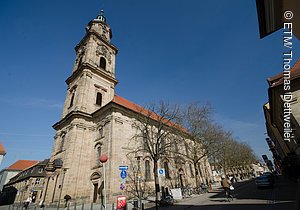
[153,159,159,210]
[194,162,200,187]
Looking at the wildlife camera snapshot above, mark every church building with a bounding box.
[42,11,212,207]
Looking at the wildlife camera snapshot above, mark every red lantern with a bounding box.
[99,155,108,163]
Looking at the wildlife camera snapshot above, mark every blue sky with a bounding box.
[0,0,299,169]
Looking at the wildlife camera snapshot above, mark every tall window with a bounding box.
[96,145,102,166]
[164,162,170,179]
[145,160,151,180]
[78,56,83,66]
[69,92,75,107]
[93,183,98,203]
[143,132,147,150]
[99,127,104,138]
[100,57,106,70]
[185,143,190,158]
[59,135,65,152]
[96,92,102,106]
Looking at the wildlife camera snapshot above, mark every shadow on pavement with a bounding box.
[146,202,295,210]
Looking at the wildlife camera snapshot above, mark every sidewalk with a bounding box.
[274,175,300,210]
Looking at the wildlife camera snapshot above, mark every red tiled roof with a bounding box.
[268,58,300,87]
[7,160,39,171]
[0,143,6,155]
[112,95,188,133]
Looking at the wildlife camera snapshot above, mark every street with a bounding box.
[147,176,299,210]
[0,176,298,210]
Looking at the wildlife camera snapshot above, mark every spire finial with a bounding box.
[96,9,106,22]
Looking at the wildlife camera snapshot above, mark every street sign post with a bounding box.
[119,166,128,171]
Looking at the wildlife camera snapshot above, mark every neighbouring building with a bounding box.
[42,11,212,207]
[256,0,300,40]
[0,160,39,192]
[256,0,300,178]
[250,162,269,177]
[264,59,300,177]
[0,160,40,205]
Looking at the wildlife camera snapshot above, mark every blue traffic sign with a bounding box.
[120,170,127,179]
[158,169,165,176]
[120,183,126,190]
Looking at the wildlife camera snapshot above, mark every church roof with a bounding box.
[112,95,188,133]
[267,58,300,88]
[0,143,6,155]
[7,160,40,171]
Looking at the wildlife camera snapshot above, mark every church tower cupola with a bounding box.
[60,11,118,118]
[95,10,106,23]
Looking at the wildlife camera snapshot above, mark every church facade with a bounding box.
[42,12,212,207]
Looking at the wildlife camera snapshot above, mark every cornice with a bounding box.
[65,63,118,86]
[52,110,93,130]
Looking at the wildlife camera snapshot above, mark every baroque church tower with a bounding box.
[44,11,119,206]
[61,10,118,118]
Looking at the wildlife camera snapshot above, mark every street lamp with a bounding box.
[99,155,108,209]
[136,156,142,209]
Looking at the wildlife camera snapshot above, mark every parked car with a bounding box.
[255,175,274,188]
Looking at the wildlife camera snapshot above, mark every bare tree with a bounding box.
[125,152,152,200]
[179,103,224,187]
[213,134,257,178]
[129,101,182,210]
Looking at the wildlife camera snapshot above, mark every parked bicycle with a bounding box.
[181,187,193,198]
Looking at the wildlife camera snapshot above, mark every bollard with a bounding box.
[111,203,114,210]
[90,202,93,210]
[81,203,84,210]
[142,203,144,210]
[74,202,77,210]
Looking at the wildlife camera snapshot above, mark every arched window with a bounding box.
[100,57,106,70]
[145,160,151,180]
[96,92,102,106]
[164,162,170,179]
